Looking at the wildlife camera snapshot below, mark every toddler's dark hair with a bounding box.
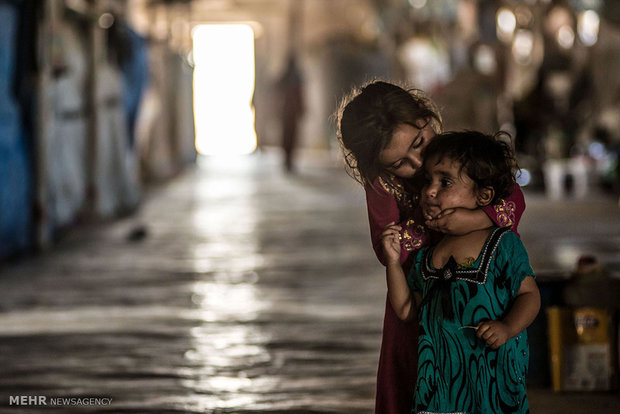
[336,80,442,186]
[422,130,518,202]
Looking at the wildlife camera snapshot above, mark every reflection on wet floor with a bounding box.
[1,151,620,413]
[0,152,383,413]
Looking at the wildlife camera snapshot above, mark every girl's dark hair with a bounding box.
[336,80,442,186]
[422,130,518,202]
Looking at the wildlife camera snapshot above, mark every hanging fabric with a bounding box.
[93,62,140,217]
[40,22,89,230]
[0,1,33,259]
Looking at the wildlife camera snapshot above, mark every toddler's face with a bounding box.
[421,155,479,219]
[379,119,435,179]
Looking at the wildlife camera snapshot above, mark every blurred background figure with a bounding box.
[276,52,305,173]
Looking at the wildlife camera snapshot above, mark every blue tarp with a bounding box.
[120,25,149,148]
[0,2,32,259]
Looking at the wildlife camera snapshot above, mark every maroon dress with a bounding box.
[364,175,525,414]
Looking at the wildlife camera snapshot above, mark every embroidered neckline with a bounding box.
[421,227,510,284]
[378,175,416,211]
[458,257,476,269]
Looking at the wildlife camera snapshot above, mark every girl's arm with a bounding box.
[425,207,493,236]
[481,183,525,236]
[425,183,526,236]
[381,223,418,321]
[477,276,540,349]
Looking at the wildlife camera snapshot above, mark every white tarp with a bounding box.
[94,63,140,217]
[41,23,88,230]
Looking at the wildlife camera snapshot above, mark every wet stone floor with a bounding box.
[0,153,384,413]
[1,150,620,413]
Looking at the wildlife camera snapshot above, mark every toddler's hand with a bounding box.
[381,222,402,265]
[476,320,511,349]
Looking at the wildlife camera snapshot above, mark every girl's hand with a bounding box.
[381,222,402,265]
[476,320,511,349]
[425,207,492,235]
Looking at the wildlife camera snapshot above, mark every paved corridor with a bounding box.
[1,150,619,413]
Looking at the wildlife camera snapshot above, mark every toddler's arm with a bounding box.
[476,276,540,349]
[381,223,418,321]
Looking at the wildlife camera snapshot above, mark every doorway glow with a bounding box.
[192,24,257,155]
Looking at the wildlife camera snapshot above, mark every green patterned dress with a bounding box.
[407,227,534,414]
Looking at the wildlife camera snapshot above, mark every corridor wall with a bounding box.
[1,0,193,259]
[0,2,33,259]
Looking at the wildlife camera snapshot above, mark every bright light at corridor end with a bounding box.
[192,24,257,155]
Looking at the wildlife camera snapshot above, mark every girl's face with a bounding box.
[379,118,435,179]
[421,155,479,219]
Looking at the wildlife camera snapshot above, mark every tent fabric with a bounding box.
[135,44,195,181]
[0,2,33,259]
[120,25,149,148]
[39,20,143,234]
[41,23,89,231]
[94,63,140,217]
[136,44,177,181]
[172,54,196,166]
